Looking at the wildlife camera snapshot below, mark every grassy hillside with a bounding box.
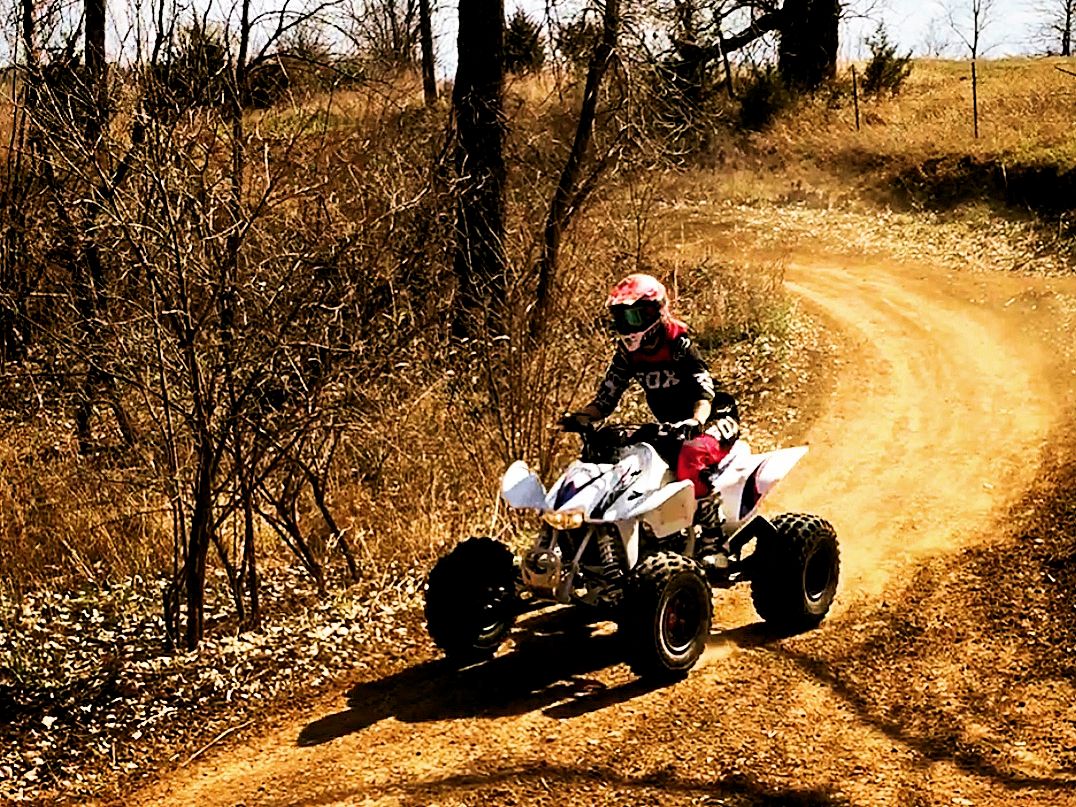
[703,57,1076,216]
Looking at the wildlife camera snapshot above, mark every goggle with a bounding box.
[610,303,660,334]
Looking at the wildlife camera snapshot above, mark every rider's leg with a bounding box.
[678,434,731,564]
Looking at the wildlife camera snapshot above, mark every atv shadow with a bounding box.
[299,606,666,747]
[708,621,790,649]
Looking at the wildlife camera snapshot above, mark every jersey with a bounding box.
[590,321,717,424]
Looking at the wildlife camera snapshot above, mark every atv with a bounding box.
[424,422,839,678]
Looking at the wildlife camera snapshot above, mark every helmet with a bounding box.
[607,273,669,352]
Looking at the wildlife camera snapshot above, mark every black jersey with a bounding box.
[591,325,717,423]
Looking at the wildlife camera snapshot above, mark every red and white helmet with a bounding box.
[606,273,670,352]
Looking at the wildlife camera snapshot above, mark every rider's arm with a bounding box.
[690,399,712,425]
[584,349,633,422]
[574,403,604,424]
[676,337,717,417]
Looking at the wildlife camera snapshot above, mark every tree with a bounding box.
[84,0,107,150]
[862,24,913,96]
[946,0,996,137]
[419,0,437,103]
[660,1,842,95]
[11,0,364,650]
[452,0,507,336]
[531,0,620,340]
[778,0,840,89]
[348,0,420,66]
[1033,0,1075,56]
[921,15,954,57]
[555,14,601,67]
[504,9,545,74]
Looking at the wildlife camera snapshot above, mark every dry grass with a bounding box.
[0,419,172,589]
[0,84,15,162]
[760,57,1076,171]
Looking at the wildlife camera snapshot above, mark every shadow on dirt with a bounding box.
[299,606,798,748]
[350,763,847,807]
[298,607,656,747]
[754,418,1076,794]
[708,621,790,649]
[771,644,1076,792]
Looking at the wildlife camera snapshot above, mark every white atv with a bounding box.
[424,422,839,678]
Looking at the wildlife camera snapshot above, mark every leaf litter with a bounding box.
[0,564,426,804]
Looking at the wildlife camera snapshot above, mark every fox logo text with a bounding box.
[642,370,680,390]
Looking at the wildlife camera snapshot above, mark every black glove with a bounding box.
[710,413,741,447]
[560,412,593,433]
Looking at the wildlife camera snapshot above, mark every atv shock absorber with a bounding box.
[597,528,624,581]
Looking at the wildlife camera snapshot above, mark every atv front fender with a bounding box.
[501,461,548,510]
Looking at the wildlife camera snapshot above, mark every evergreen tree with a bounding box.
[505,10,545,74]
[862,25,913,96]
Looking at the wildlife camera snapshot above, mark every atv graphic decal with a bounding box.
[739,463,764,520]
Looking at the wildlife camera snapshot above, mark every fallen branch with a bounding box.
[181,720,255,767]
[1057,66,1076,79]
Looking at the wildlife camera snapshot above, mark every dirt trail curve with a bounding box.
[133,258,1076,807]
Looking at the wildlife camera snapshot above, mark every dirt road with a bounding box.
[133,258,1076,807]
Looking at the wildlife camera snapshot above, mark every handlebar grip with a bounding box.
[560,413,591,434]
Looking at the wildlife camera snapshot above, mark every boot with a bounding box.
[693,498,728,569]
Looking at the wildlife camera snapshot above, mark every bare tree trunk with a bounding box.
[258,485,327,593]
[419,0,437,105]
[184,442,215,649]
[852,64,861,131]
[778,0,839,90]
[21,0,35,64]
[243,496,260,628]
[72,0,141,453]
[311,477,360,581]
[1,0,37,368]
[716,25,736,99]
[452,0,506,337]
[530,0,619,341]
[84,0,107,152]
[972,59,979,138]
[1064,1,1073,56]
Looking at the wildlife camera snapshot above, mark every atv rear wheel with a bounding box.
[751,513,839,633]
[622,551,712,678]
[424,537,518,663]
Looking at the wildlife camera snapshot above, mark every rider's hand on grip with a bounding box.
[560,412,592,433]
[711,414,740,447]
[668,418,702,441]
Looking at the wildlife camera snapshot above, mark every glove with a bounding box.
[666,419,702,441]
[710,413,741,446]
[560,411,594,433]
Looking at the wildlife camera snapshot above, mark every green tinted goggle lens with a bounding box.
[622,308,646,326]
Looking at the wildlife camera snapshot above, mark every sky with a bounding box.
[841,0,1041,59]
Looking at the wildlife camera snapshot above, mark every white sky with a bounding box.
[842,0,1041,58]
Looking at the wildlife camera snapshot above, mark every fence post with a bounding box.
[852,65,861,131]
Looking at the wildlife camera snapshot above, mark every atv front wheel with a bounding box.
[751,513,839,633]
[424,537,518,663]
[622,551,712,678]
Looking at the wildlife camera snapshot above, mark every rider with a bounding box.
[562,273,740,560]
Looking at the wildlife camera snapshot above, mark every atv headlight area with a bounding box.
[541,510,585,530]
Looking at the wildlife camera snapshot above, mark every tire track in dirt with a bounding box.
[777,260,1055,604]
[130,258,1072,807]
